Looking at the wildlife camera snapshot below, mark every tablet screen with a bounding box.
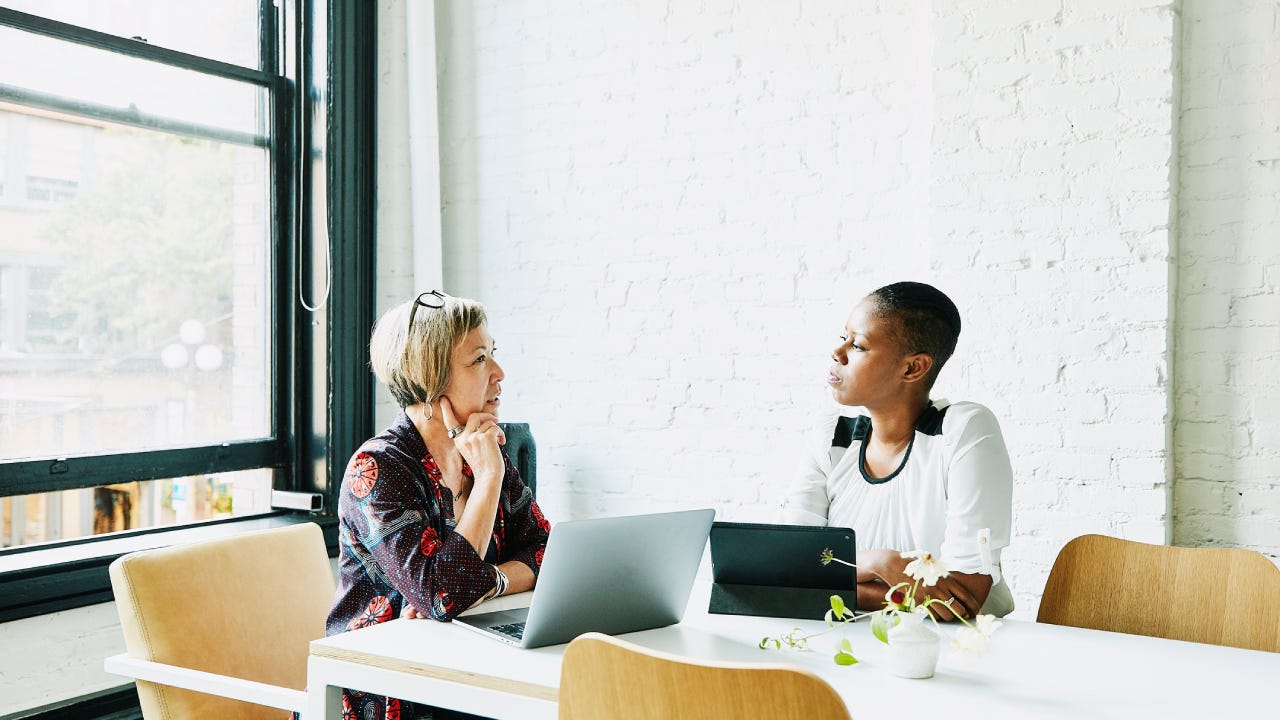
[709,521,856,590]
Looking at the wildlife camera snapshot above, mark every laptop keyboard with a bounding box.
[490,622,526,641]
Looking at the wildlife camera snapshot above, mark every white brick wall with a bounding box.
[437,0,936,529]
[0,603,127,713]
[432,0,1207,619]
[930,0,1180,610]
[1174,1,1280,560]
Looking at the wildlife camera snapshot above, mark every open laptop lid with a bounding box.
[459,508,715,648]
[708,521,855,620]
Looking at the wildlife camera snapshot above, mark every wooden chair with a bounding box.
[559,632,851,720]
[1038,534,1280,652]
[105,522,335,718]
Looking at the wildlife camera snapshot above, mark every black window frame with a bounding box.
[0,0,377,623]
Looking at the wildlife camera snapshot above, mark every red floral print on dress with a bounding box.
[346,595,393,630]
[419,526,442,556]
[535,547,545,567]
[347,453,379,499]
[421,453,443,482]
[431,590,454,619]
[341,694,356,720]
[531,501,551,533]
[384,698,401,720]
[422,454,447,508]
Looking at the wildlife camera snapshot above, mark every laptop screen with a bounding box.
[459,508,716,648]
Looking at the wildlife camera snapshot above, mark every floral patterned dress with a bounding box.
[326,410,551,720]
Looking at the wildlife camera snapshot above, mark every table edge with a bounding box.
[310,644,559,702]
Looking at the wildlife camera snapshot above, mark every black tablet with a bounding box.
[708,521,857,620]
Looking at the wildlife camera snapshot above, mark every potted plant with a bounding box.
[760,549,1002,678]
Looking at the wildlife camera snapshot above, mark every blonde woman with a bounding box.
[327,290,549,720]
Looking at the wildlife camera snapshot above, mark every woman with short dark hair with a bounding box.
[783,281,1014,618]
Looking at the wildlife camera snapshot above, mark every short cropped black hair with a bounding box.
[867,281,961,389]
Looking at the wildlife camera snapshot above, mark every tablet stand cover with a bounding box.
[708,522,857,621]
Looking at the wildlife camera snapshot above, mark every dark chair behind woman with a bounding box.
[499,422,536,497]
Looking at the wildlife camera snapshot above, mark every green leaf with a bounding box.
[839,637,853,653]
[834,652,859,666]
[871,612,891,645]
[830,594,847,619]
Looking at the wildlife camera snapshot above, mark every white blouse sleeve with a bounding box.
[939,404,1013,583]
[780,411,840,526]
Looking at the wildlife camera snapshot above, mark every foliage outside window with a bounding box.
[0,3,292,552]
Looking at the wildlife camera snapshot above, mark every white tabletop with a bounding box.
[308,581,1280,719]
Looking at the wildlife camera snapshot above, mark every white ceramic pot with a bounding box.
[887,611,941,679]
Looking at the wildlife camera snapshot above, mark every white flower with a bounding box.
[975,614,1003,638]
[900,550,949,586]
[951,626,990,655]
[952,614,1003,656]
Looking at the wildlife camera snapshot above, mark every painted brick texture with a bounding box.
[434,0,1204,618]
[1174,1,1280,560]
[427,0,1223,618]
[437,1,937,529]
[929,1,1180,609]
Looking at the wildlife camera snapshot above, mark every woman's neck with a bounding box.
[864,396,931,449]
[408,401,459,463]
[408,402,475,502]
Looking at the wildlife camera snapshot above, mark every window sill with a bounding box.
[0,512,338,623]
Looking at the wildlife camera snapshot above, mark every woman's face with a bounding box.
[827,299,910,408]
[440,324,504,422]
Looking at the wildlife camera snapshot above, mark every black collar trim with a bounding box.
[830,403,950,485]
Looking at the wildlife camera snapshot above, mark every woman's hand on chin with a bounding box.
[439,396,506,487]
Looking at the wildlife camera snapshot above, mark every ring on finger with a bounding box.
[448,426,464,439]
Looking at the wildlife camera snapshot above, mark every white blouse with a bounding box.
[782,399,1015,617]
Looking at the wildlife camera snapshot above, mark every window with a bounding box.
[0,5,282,552]
[0,0,376,623]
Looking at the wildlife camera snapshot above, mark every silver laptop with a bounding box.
[455,508,715,648]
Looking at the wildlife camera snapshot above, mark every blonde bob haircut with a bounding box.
[369,294,488,408]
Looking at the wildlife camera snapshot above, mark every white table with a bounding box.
[307,581,1280,719]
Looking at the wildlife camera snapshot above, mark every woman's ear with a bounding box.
[902,353,934,384]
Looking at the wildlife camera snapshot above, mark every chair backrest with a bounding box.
[109,522,335,719]
[558,632,851,720]
[1038,533,1280,652]
[499,421,536,496]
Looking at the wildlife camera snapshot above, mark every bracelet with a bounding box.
[489,563,509,598]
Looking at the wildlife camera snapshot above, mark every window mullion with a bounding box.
[2,440,288,497]
[0,83,267,148]
[0,7,274,86]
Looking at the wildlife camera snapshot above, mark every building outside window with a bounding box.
[0,1,293,552]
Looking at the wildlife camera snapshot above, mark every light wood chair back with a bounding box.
[109,522,335,718]
[558,632,851,720]
[1038,533,1280,652]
